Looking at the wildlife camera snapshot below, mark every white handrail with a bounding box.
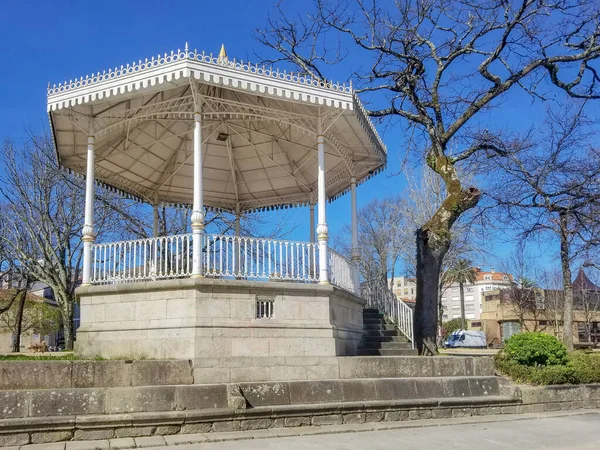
[328,249,360,295]
[90,234,193,284]
[203,234,318,282]
[361,279,414,348]
[90,233,369,300]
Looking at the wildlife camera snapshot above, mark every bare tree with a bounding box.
[539,268,566,339]
[256,0,600,353]
[488,105,600,351]
[0,134,137,350]
[500,244,545,332]
[334,196,405,285]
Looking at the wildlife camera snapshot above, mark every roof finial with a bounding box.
[218,44,228,64]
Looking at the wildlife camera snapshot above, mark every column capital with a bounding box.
[194,112,202,122]
[87,135,96,145]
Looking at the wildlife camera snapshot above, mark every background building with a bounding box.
[441,268,513,321]
[388,276,417,307]
[480,268,600,346]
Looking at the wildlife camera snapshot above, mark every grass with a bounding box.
[0,353,83,361]
[0,353,161,361]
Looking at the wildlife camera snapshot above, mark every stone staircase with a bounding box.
[357,308,417,356]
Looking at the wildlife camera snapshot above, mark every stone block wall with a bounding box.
[75,278,364,361]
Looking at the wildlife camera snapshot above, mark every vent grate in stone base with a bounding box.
[256,297,275,319]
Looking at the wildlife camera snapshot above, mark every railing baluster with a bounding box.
[244,238,248,278]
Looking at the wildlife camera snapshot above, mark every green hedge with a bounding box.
[502,332,568,366]
[494,332,600,385]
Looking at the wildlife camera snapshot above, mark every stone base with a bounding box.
[75,278,364,360]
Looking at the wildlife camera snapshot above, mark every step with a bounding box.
[362,312,383,319]
[363,323,398,331]
[0,394,521,445]
[363,308,380,314]
[362,335,409,344]
[358,342,412,350]
[363,329,402,337]
[363,319,384,325]
[359,341,413,350]
[357,348,419,356]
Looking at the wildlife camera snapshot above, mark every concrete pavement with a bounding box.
[154,411,599,450]
[15,411,599,450]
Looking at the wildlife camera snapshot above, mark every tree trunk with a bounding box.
[11,290,27,352]
[58,295,74,351]
[414,152,481,355]
[559,212,574,352]
[415,228,449,355]
[459,282,466,330]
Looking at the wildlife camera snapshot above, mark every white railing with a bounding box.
[361,279,414,348]
[203,234,318,282]
[90,233,365,299]
[328,249,360,296]
[90,234,192,284]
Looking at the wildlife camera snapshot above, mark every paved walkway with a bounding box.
[17,411,599,450]
[154,411,600,450]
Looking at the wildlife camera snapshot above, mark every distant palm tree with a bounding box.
[446,259,478,330]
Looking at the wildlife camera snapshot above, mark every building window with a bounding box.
[502,276,509,281]
[535,293,545,309]
[466,287,474,292]
[484,275,492,280]
[471,321,481,327]
[539,320,548,326]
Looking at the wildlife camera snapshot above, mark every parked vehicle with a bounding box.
[444,330,487,349]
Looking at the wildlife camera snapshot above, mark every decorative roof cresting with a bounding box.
[47,43,353,97]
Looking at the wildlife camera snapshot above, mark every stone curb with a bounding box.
[0,394,522,446]
[9,410,599,450]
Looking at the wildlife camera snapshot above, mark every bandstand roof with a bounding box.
[47,45,387,212]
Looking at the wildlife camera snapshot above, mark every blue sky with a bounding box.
[0,0,573,276]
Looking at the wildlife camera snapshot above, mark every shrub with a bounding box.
[502,332,568,367]
[570,352,600,384]
[528,364,578,385]
[495,343,600,385]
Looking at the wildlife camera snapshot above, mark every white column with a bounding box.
[191,112,204,277]
[152,203,159,238]
[316,119,329,284]
[235,210,241,237]
[309,204,315,243]
[234,207,241,275]
[309,203,316,279]
[82,136,96,285]
[350,177,360,289]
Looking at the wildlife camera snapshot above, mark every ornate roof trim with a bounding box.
[47,45,354,111]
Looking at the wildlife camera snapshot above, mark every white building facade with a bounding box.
[441,268,512,321]
[387,276,416,303]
